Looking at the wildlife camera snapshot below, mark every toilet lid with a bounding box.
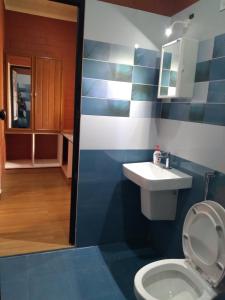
[182,201,225,287]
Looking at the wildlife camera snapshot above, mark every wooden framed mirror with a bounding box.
[6,55,33,130]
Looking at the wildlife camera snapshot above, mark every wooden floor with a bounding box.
[0,168,72,256]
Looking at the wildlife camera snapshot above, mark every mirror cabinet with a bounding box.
[158,38,199,99]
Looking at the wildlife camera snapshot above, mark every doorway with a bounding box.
[0,0,84,256]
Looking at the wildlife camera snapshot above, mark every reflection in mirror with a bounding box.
[159,40,180,98]
[10,66,31,129]
[158,38,199,99]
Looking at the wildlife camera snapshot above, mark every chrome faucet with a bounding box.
[159,152,172,169]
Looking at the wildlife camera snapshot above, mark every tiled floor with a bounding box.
[0,242,160,300]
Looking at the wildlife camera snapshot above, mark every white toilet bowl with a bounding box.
[134,201,225,300]
[134,259,216,300]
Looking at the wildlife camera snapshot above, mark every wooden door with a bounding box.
[0,0,5,195]
[35,57,62,131]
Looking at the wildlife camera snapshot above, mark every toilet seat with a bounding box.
[134,201,225,300]
[183,201,225,287]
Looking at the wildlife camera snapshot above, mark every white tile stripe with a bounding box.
[80,115,157,150]
[82,76,158,87]
[130,101,153,118]
[83,57,160,69]
[156,119,225,174]
[79,117,225,174]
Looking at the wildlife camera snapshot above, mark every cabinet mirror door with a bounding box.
[158,39,181,98]
[7,56,32,130]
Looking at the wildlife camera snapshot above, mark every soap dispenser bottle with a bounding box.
[153,145,161,165]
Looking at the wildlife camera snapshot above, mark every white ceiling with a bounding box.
[4,0,77,22]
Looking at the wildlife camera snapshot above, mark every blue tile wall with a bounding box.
[76,150,225,259]
[213,33,225,59]
[131,84,158,101]
[151,102,162,118]
[167,103,190,121]
[134,48,160,68]
[84,39,111,61]
[82,39,161,118]
[84,39,134,64]
[82,34,225,121]
[195,60,211,82]
[208,172,225,206]
[76,150,153,247]
[161,102,225,126]
[82,97,130,117]
[161,102,170,119]
[209,57,225,81]
[132,66,159,85]
[83,60,133,82]
[189,103,205,122]
[207,80,225,103]
[204,103,225,126]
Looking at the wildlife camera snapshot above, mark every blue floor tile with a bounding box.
[99,242,160,300]
[1,279,30,300]
[0,243,160,300]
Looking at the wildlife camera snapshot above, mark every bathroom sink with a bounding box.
[123,162,192,191]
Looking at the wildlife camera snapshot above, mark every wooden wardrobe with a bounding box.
[35,57,62,132]
[5,55,63,169]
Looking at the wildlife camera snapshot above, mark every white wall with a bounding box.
[170,0,225,41]
[80,115,157,150]
[84,0,170,51]
[155,119,225,174]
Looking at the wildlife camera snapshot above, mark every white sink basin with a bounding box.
[123,162,192,191]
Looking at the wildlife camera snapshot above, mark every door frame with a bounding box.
[0,0,85,250]
[53,0,85,245]
[69,0,85,245]
[0,0,5,196]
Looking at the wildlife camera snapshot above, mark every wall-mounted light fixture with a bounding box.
[165,14,194,37]
[165,19,190,37]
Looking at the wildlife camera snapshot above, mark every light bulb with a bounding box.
[165,27,172,37]
[134,44,139,49]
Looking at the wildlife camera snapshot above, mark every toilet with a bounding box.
[134,201,225,300]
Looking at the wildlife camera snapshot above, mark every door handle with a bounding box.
[0,109,6,121]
